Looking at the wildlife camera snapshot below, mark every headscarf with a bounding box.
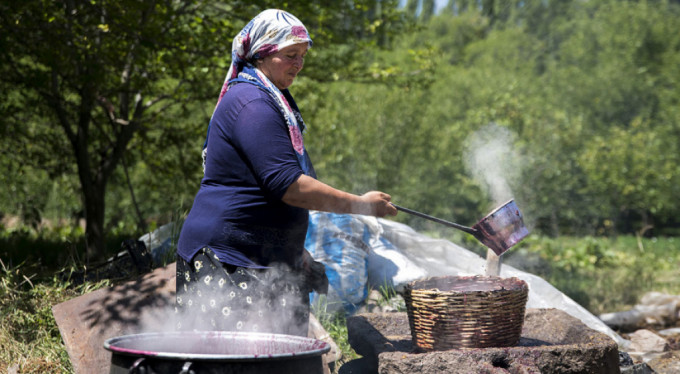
[203,9,314,175]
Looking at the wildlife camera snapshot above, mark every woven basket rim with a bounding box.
[405,275,528,295]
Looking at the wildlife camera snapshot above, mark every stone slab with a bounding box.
[52,263,177,374]
[346,308,620,374]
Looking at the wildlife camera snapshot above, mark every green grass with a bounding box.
[1,229,679,372]
[311,295,361,368]
[0,259,111,373]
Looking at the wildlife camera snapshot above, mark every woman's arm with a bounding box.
[282,174,398,217]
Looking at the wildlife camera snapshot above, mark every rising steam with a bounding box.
[463,123,522,205]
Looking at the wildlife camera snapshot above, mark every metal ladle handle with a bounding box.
[391,204,478,235]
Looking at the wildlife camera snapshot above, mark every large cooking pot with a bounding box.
[104,331,330,374]
[393,199,529,256]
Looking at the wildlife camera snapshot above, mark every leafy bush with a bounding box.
[524,236,620,272]
[513,235,680,314]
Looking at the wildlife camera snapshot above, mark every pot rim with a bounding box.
[104,331,331,362]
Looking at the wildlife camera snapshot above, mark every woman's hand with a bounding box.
[358,191,398,217]
[282,175,398,217]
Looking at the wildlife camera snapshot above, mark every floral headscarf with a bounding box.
[220,9,312,101]
[203,9,314,175]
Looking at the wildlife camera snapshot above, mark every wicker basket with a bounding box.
[403,275,528,351]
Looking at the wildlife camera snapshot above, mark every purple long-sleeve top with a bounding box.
[177,82,315,268]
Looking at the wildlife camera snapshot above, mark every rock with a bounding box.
[385,293,406,311]
[639,292,680,310]
[380,304,396,313]
[619,362,656,374]
[628,329,670,353]
[600,292,680,332]
[646,351,680,374]
[355,303,377,315]
[635,303,678,327]
[620,351,635,366]
[600,309,645,331]
[356,290,406,315]
[338,357,375,374]
[620,351,656,374]
[657,327,680,337]
[367,289,382,304]
[345,308,620,374]
[627,351,668,364]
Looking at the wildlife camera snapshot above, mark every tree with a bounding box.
[0,0,410,260]
[0,1,235,259]
[339,0,680,236]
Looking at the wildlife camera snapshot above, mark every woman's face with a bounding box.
[257,43,308,90]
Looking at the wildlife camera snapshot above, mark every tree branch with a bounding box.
[49,69,76,144]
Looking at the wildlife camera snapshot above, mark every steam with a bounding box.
[463,123,538,272]
[136,264,310,341]
[464,123,522,205]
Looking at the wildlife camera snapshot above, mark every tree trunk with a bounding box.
[550,208,559,237]
[122,156,148,234]
[83,182,106,261]
[482,0,495,22]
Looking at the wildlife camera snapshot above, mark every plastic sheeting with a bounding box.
[305,212,372,313]
[139,223,176,267]
[366,216,629,347]
[305,212,628,347]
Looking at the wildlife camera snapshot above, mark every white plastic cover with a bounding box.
[372,218,629,347]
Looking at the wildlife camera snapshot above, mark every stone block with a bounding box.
[346,308,620,374]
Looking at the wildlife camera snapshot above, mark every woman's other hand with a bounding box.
[300,249,328,294]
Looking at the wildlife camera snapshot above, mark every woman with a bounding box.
[175,9,397,337]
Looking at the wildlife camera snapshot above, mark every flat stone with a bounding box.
[52,263,177,374]
[346,308,620,374]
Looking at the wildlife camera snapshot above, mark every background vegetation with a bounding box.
[3,0,679,264]
[1,0,680,372]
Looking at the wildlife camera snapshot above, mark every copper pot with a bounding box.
[393,199,529,255]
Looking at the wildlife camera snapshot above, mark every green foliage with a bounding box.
[0,219,142,276]
[0,0,412,261]
[305,0,680,235]
[1,226,83,270]
[521,236,619,272]
[531,0,680,232]
[2,0,680,256]
[509,235,680,314]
